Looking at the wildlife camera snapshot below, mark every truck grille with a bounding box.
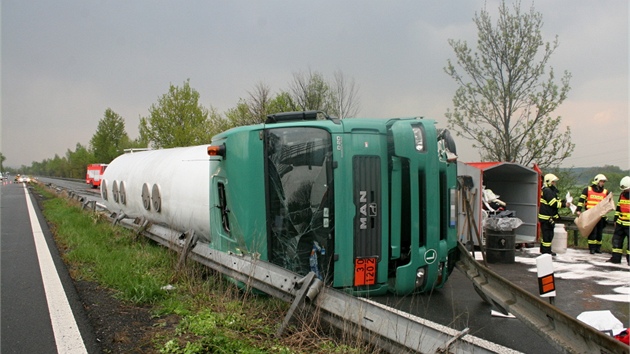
[353,156,382,259]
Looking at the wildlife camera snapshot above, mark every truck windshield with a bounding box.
[265,127,333,279]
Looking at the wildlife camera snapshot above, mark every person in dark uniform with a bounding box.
[607,176,630,264]
[576,174,611,254]
[538,174,568,256]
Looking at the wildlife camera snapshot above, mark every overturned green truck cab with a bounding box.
[207,111,459,296]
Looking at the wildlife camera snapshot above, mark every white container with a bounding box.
[552,223,568,254]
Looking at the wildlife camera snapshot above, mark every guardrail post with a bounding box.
[438,327,470,353]
[276,272,318,338]
[112,212,127,226]
[176,230,197,273]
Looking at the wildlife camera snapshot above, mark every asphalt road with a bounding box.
[373,248,629,353]
[8,177,630,353]
[1,180,99,353]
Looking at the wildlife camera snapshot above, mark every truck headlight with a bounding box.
[436,262,445,285]
[450,188,457,227]
[415,267,426,288]
[412,125,425,152]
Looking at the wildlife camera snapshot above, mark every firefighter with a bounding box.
[607,176,630,264]
[538,174,567,256]
[576,174,612,254]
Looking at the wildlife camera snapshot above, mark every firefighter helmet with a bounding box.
[620,176,630,191]
[593,174,607,184]
[544,173,559,186]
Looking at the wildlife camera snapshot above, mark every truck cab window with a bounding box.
[265,127,334,279]
[217,182,230,232]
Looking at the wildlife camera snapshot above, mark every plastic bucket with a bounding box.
[485,229,515,264]
[552,224,568,254]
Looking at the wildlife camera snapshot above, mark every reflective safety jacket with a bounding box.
[577,185,609,212]
[539,185,563,221]
[615,191,630,227]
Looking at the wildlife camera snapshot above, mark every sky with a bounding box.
[1,1,628,170]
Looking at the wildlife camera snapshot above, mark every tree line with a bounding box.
[8,70,360,178]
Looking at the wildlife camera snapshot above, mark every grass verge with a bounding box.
[35,184,372,353]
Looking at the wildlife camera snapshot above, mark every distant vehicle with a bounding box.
[18,175,31,183]
[86,164,108,188]
[0,172,6,180]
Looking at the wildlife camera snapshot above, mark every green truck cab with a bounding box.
[207,111,458,295]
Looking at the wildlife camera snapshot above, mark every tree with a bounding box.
[66,143,93,179]
[331,70,360,118]
[289,69,332,113]
[267,91,296,114]
[246,82,273,123]
[224,82,273,128]
[47,154,67,177]
[90,108,130,162]
[0,152,5,172]
[224,100,255,128]
[139,79,213,148]
[225,82,301,127]
[444,1,573,168]
[287,69,361,119]
[206,107,232,138]
[222,71,360,131]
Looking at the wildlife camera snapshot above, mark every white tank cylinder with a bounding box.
[552,223,568,254]
[100,146,213,242]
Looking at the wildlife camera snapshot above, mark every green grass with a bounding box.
[43,196,173,304]
[35,184,373,353]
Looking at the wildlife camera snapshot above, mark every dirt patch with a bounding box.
[75,280,179,353]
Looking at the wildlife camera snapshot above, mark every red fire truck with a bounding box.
[86,164,108,188]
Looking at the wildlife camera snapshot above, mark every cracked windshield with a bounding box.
[266,127,333,280]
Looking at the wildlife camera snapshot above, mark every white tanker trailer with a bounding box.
[100,145,214,242]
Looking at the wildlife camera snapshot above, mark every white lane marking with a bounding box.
[23,185,87,353]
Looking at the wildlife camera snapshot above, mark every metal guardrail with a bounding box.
[115,217,512,354]
[556,216,616,247]
[456,242,628,354]
[557,215,615,233]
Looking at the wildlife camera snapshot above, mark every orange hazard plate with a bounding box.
[354,257,377,286]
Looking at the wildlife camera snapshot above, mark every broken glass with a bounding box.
[266,127,334,281]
